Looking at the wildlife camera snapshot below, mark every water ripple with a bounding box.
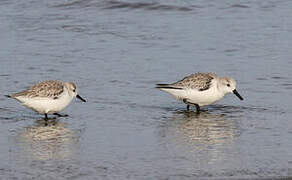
[53,0,193,12]
[103,1,193,12]
[230,4,250,9]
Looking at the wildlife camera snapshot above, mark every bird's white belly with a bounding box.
[185,89,224,106]
[161,88,224,106]
[17,93,73,114]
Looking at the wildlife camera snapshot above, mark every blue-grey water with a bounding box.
[0,0,291,179]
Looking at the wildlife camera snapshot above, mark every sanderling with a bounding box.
[6,80,86,119]
[156,72,243,112]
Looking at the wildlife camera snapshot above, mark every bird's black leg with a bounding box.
[183,99,190,111]
[195,104,200,113]
[183,99,200,113]
[44,113,48,120]
[53,113,68,117]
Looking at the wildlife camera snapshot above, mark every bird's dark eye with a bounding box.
[227,84,230,87]
[73,89,76,92]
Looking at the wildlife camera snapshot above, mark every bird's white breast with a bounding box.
[184,86,224,106]
[16,90,73,114]
[160,83,225,106]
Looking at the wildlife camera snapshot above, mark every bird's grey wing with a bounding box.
[171,73,214,91]
[25,80,64,99]
[11,90,30,98]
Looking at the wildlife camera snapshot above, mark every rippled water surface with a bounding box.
[0,0,291,179]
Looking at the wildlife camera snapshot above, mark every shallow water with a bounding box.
[0,0,291,179]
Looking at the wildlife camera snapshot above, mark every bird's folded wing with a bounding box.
[12,80,64,99]
[171,73,214,91]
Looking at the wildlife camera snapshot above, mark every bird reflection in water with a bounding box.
[13,118,80,161]
[160,110,241,165]
[169,110,239,145]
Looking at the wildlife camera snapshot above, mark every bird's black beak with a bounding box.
[233,89,243,100]
[76,94,86,102]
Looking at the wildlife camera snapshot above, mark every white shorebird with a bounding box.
[6,80,86,119]
[156,72,243,112]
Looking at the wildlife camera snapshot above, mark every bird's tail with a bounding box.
[156,84,170,88]
[156,84,183,90]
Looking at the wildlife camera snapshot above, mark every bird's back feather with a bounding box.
[11,80,64,99]
[171,73,214,91]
